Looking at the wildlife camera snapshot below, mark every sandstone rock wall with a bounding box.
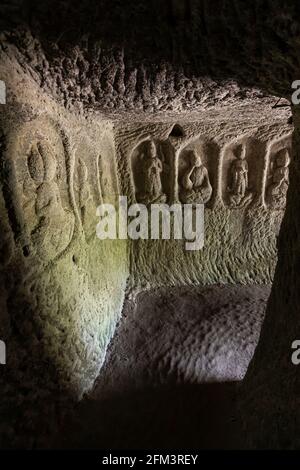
[0,57,128,447]
[0,47,293,446]
[115,114,291,289]
[241,106,300,448]
[1,0,300,449]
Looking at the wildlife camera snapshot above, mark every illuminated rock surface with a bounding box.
[1,0,300,449]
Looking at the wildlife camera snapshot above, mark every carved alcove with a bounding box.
[168,123,185,138]
[12,119,75,262]
[73,129,119,242]
[263,134,292,211]
[177,138,218,208]
[131,139,172,204]
[221,137,263,210]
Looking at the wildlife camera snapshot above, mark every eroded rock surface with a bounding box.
[116,116,292,289]
[57,284,270,449]
[0,46,292,449]
[1,0,300,450]
[94,285,270,396]
[0,62,128,448]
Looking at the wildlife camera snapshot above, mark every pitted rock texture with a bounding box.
[0,52,291,448]
[1,0,300,450]
[57,284,270,449]
[0,1,297,115]
[93,285,270,398]
[115,117,292,289]
[0,65,128,449]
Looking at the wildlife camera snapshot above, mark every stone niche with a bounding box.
[114,117,292,290]
[0,52,293,448]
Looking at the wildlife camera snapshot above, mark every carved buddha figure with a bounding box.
[228,144,252,208]
[137,140,166,204]
[266,148,290,210]
[180,149,212,204]
[27,142,74,259]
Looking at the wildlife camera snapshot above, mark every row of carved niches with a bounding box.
[131,135,292,210]
[13,120,116,262]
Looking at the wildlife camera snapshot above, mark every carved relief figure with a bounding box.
[266,148,290,210]
[74,157,92,227]
[136,140,166,204]
[96,154,104,205]
[227,144,253,208]
[23,145,42,215]
[179,149,212,204]
[26,142,74,260]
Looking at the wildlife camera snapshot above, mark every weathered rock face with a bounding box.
[0,0,300,450]
[240,106,300,449]
[95,285,271,395]
[115,114,291,289]
[0,60,291,447]
[1,0,298,112]
[0,59,128,447]
[57,285,270,449]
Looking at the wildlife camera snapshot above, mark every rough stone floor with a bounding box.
[60,285,271,449]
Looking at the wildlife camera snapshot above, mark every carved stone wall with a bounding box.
[0,60,128,448]
[1,0,300,450]
[240,106,300,448]
[0,52,294,449]
[115,116,292,290]
[0,1,298,114]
